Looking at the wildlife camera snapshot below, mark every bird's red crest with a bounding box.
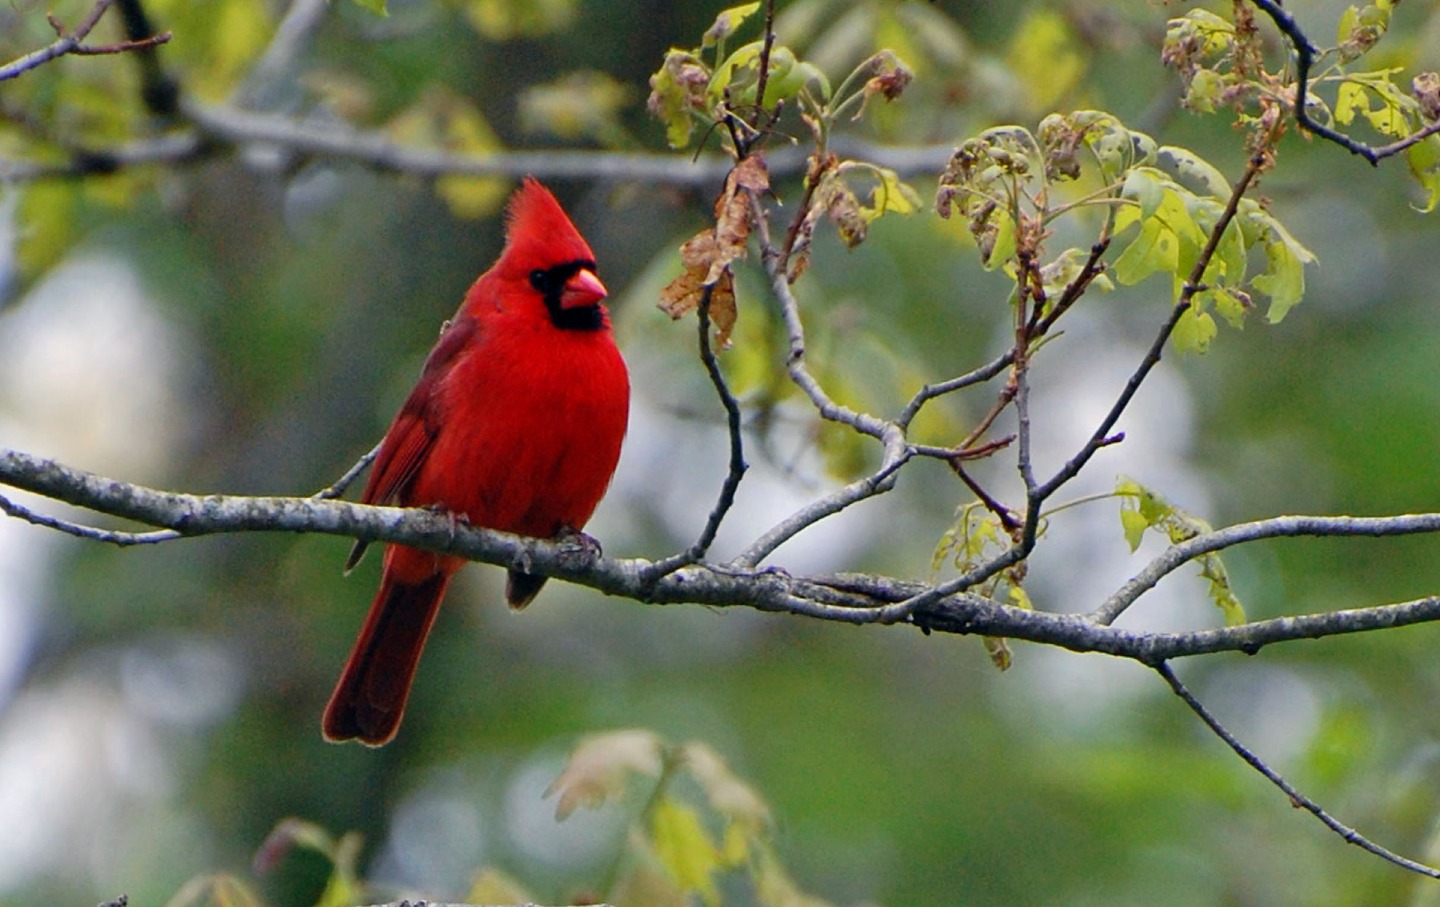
[501,178,597,270]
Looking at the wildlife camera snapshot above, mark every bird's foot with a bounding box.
[554,525,603,569]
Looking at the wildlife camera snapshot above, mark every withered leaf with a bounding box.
[657,156,767,348]
[659,230,739,348]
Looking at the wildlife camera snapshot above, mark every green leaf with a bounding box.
[1122,167,1164,220]
[859,166,921,219]
[1213,216,1247,288]
[349,0,387,14]
[1208,287,1252,329]
[703,2,761,48]
[1252,240,1307,323]
[1116,476,1245,623]
[652,798,722,905]
[1007,9,1086,112]
[1406,136,1440,213]
[1184,68,1224,113]
[1158,145,1231,197]
[1200,553,1247,626]
[1171,306,1217,354]
[16,183,77,278]
[1120,509,1148,552]
[648,50,707,149]
[461,0,578,39]
[933,504,1006,575]
[1112,207,1176,286]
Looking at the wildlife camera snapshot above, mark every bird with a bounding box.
[323,178,630,746]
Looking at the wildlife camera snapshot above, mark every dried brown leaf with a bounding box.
[658,157,765,348]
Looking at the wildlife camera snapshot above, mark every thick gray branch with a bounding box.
[0,95,955,184]
[7,448,1440,663]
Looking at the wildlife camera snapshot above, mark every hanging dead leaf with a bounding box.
[659,229,738,348]
[657,156,765,349]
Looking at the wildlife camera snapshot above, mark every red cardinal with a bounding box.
[323,178,629,746]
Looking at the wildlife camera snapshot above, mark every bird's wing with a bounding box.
[345,314,479,571]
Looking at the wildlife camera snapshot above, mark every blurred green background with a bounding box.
[3,0,1440,905]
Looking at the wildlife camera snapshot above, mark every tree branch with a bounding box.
[1093,512,1440,625]
[1156,661,1440,878]
[0,0,171,83]
[9,448,1440,663]
[645,287,748,579]
[1248,0,1440,164]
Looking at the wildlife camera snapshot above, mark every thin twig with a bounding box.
[313,443,381,500]
[1030,237,1111,337]
[1248,0,1440,164]
[752,196,891,441]
[729,193,913,567]
[748,0,779,155]
[733,447,911,568]
[1156,661,1440,879]
[0,0,170,82]
[646,286,748,579]
[1033,153,1266,502]
[1093,511,1440,625]
[896,352,1014,430]
[0,492,178,546]
[950,462,1020,534]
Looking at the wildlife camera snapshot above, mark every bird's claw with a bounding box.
[554,525,603,568]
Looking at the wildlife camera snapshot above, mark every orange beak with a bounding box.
[559,268,608,309]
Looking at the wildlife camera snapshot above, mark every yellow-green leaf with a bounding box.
[859,167,921,220]
[466,868,535,905]
[1406,137,1440,213]
[1120,509,1148,552]
[1122,168,1164,220]
[652,798,722,905]
[1007,9,1085,112]
[461,0,577,39]
[703,2,761,48]
[1252,239,1306,323]
[1112,210,1176,286]
[1172,306,1217,354]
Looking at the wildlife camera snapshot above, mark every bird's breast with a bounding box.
[409,319,629,539]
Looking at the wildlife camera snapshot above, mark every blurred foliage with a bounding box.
[3,2,1440,907]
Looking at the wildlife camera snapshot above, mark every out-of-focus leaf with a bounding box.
[1007,9,1085,113]
[349,0,387,14]
[465,868,534,905]
[459,0,576,39]
[519,70,633,145]
[387,89,507,219]
[545,729,665,820]
[16,183,76,278]
[652,798,722,905]
[682,742,772,831]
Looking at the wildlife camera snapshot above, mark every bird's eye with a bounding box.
[529,269,547,291]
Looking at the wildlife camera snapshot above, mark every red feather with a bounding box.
[324,179,629,745]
